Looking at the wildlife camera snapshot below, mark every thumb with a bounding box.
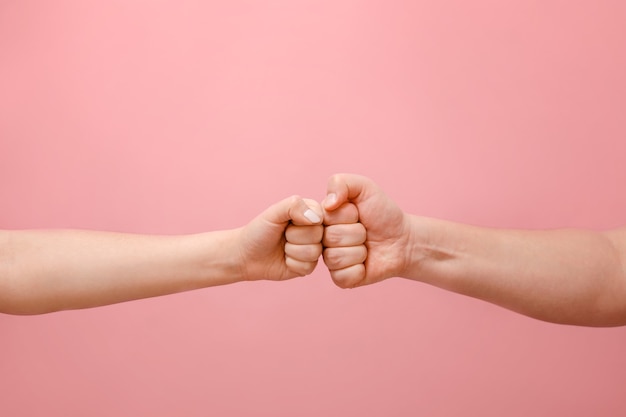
[263,195,323,227]
[323,173,373,211]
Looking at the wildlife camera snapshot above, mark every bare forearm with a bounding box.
[0,229,242,314]
[404,217,626,326]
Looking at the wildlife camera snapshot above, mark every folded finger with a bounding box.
[285,242,323,262]
[323,223,366,248]
[329,264,366,289]
[285,224,324,245]
[285,257,319,277]
[323,245,367,271]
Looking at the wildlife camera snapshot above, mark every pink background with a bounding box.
[1,1,626,415]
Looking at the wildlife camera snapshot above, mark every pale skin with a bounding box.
[0,196,323,315]
[4,176,626,326]
[322,174,626,327]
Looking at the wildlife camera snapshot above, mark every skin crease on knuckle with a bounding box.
[322,248,337,269]
[301,244,322,262]
[324,224,366,247]
[288,258,317,277]
[322,227,343,247]
[331,265,364,289]
[325,245,368,271]
[285,243,321,262]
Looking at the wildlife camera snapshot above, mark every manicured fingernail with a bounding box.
[304,209,321,223]
[324,193,337,207]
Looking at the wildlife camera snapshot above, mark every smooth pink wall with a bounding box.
[1,1,625,416]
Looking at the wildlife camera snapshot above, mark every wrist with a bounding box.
[401,216,459,283]
[194,229,247,286]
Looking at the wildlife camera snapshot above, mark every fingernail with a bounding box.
[304,209,321,223]
[324,193,337,207]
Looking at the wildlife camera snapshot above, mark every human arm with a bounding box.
[0,196,323,315]
[322,173,626,327]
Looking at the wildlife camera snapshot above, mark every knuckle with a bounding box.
[304,260,318,274]
[302,226,323,244]
[322,229,338,246]
[323,248,343,268]
[331,273,354,289]
[311,243,323,258]
[303,244,320,261]
[291,259,316,276]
